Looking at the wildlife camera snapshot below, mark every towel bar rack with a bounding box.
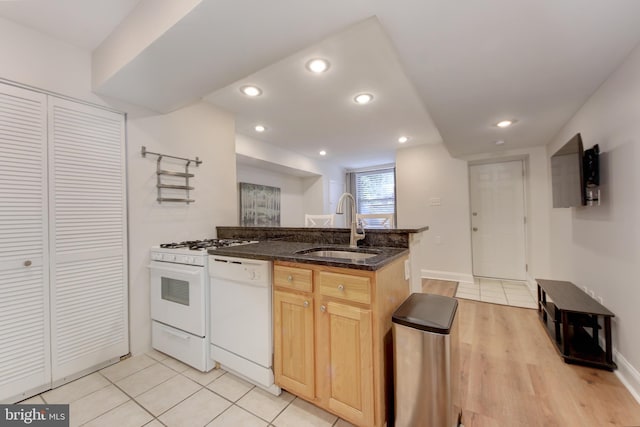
[141,146,202,204]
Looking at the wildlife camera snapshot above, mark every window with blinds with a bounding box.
[353,167,396,218]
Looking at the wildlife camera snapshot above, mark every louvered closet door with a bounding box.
[0,83,51,402]
[48,97,128,384]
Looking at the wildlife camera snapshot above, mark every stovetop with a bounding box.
[151,239,258,265]
[157,239,257,251]
[160,239,256,251]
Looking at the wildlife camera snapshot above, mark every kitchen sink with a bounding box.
[295,247,380,260]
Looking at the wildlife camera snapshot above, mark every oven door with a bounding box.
[149,261,206,337]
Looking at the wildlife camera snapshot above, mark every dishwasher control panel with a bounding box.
[209,255,271,284]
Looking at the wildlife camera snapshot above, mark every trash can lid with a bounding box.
[392,293,458,334]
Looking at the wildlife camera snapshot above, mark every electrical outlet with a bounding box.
[404,259,411,280]
[429,197,441,206]
[435,235,442,244]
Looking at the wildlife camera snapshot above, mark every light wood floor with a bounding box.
[422,279,640,427]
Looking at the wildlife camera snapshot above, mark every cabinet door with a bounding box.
[318,300,374,426]
[273,290,315,400]
[48,97,128,384]
[0,83,51,402]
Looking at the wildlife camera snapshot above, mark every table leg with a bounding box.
[554,307,561,344]
[537,285,541,313]
[561,311,570,356]
[605,317,613,365]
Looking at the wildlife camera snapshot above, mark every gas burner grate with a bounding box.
[159,239,256,250]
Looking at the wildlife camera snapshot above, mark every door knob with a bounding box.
[303,301,309,308]
[320,305,326,313]
[472,227,478,232]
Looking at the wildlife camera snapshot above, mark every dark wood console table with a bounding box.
[536,279,616,371]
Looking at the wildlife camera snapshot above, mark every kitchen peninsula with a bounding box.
[210,226,426,426]
[215,225,428,290]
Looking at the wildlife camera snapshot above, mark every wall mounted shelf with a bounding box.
[141,146,202,204]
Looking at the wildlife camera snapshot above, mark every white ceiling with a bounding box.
[204,17,441,168]
[0,0,140,49]
[3,0,640,167]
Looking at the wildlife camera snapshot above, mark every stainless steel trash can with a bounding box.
[392,293,461,427]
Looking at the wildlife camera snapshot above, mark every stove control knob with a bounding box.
[151,253,162,261]
[247,270,257,280]
[164,254,176,262]
[186,256,195,264]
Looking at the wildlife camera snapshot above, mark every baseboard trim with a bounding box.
[525,273,538,293]
[614,351,640,405]
[421,269,474,285]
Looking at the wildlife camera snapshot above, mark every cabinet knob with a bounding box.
[24,260,32,267]
[337,284,345,291]
[303,301,309,308]
[287,275,293,282]
[472,227,478,232]
[320,305,326,313]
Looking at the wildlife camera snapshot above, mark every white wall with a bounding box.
[396,143,473,280]
[547,41,640,396]
[127,102,236,354]
[237,163,305,227]
[236,133,346,226]
[1,19,238,356]
[0,16,102,104]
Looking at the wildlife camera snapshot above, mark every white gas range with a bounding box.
[148,239,256,372]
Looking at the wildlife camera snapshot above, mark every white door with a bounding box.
[48,97,128,384]
[469,161,527,280]
[0,83,51,402]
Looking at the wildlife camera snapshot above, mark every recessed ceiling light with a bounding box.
[240,85,262,97]
[354,93,374,105]
[319,150,327,156]
[306,58,330,73]
[495,140,505,145]
[254,125,266,132]
[398,136,409,144]
[496,120,513,128]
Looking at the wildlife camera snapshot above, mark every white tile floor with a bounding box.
[455,277,538,309]
[18,350,356,427]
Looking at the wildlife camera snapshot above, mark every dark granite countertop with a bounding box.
[217,225,428,249]
[207,240,409,271]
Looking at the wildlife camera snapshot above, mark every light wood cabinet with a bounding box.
[273,289,315,400]
[317,300,374,426]
[273,256,409,427]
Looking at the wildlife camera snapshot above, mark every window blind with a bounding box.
[354,167,396,216]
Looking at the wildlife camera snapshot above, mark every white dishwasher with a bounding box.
[209,255,281,395]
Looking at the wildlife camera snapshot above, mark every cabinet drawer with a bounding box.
[274,265,313,292]
[318,271,371,305]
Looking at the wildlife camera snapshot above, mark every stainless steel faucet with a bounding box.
[336,192,365,248]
